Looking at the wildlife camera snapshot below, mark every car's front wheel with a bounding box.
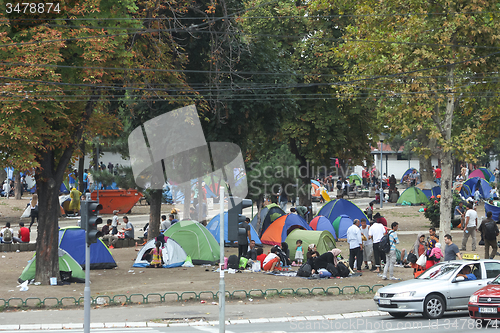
[389,312,408,318]
[423,294,445,319]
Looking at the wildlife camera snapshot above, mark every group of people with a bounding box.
[0,222,30,244]
[98,211,135,249]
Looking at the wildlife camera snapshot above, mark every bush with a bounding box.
[424,192,462,228]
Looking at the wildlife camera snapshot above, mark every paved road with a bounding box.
[1,311,495,332]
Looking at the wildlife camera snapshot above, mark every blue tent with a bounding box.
[250,203,286,236]
[310,215,337,239]
[316,199,369,226]
[400,168,417,183]
[332,215,354,239]
[485,202,500,222]
[30,182,68,194]
[422,186,441,199]
[59,226,117,269]
[460,177,492,200]
[207,212,262,245]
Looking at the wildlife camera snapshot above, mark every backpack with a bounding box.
[485,221,498,241]
[227,255,239,270]
[297,263,312,277]
[379,230,394,254]
[3,228,12,242]
[336,262,349,277]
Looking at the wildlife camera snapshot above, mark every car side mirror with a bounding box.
[454,276,465,282]
[488,281,492,285]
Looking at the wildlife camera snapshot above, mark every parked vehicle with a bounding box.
[468,272,500,320]
[374,260,500,319]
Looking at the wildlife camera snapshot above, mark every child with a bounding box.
[263,247,282,272]
[148,241,163,268]
[256,247,266,269]
[294,240,304,266]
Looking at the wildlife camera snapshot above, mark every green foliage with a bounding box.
[90,166,138,190]
[424,192,462,228]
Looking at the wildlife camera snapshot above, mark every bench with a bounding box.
[0,242,36,252]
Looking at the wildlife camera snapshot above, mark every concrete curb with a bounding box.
[0,310,389,330]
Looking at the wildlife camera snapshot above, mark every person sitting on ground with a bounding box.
[457,265,477,280]
[280,242,291,266]
[246,240,257,260]
[121,216,134,239]
[160,215,170,231]
[256,247,266,269]
[101,219,119,249]
[306,243,317,260]
[262,247,282,272]
[13,222,30,243]
[0,222,14,244]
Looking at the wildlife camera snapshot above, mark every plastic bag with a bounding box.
[416,254,427,267]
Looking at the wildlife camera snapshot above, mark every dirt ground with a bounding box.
[0,196,487,308]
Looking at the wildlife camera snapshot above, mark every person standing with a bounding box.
[478,211,499,259]
[69,187,82,215]
[444,234,462,261]
[347,219,363,273]
[461,203,478,251]
[428,227,439,243]
[360,218,374,270]
[111,210,120,235]
[382,222,400,281]
[279,188,288,211]
[28,193,39,231]
[434,166,442,185]
[238,217,251,259]
[368,219,386,273]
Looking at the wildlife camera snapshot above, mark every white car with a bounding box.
[374,260,500,319]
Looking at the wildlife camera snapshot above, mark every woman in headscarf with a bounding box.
[410,234,426,277]
[306,244,317,260]
[425,239,438,270]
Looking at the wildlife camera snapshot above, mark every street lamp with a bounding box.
[379,133,386,208]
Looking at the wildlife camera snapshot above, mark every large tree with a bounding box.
[0,0,152,284]
[316,0,500,238]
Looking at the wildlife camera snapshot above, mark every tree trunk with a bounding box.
[439,65,455,248]
[148,189,162,241]
[289,139,312,221]
[34,151,62,285]
[14,172,21,200]
[439,151,453,239]
[78,140,86,191]
[417,132,433,183]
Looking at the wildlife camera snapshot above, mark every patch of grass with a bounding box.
[11,207,22,211]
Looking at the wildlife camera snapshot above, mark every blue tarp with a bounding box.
[207,212,262,245]
[485,202,500,222]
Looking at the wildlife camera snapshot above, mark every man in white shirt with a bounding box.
[347,219,363,272]
[461,203,478,251]
[360,218,374,270]
[369,219,386,273]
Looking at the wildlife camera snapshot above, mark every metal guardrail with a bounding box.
[0,284,387,309]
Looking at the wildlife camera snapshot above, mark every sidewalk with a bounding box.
[0,298,377,328]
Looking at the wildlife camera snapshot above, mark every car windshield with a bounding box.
[492,275,500,284]
[418,263,461,280]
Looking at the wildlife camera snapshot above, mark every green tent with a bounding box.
[18,248,85,283]
[164,220,220,264]
[285,229,336,260]
[348,174,362,186]
[396,186,430,206]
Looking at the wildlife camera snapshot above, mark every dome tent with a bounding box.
[250,203,286,236]
[316,199,369,227]
[332,215,354,239]
[285,229,336,260]
[396,187,429,206]
[309,216,337,239]
[460,177,492,200]
[207,212,262,245]
[133,236,186,268]
[59,226,117,269]
[19,248,85,283]
[260,214,311,246]
[164,220,220,265]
